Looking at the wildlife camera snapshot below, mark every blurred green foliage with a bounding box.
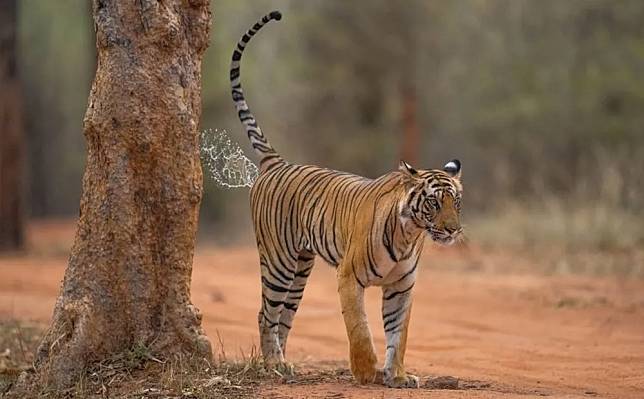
[17,0,644,240]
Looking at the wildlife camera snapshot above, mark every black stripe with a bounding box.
[385,320,403,334]
[260,155,283,171]
[253,143,274,152]
[383,308,407,330]
[230,67,240,80]
[263,295,283,308]
[232,91,244,101]
[395,261,418,283]
[294,267,313,278]
[262,313,278,328]
[269,261,294,285]
[382,305,406,321]
[247,130,265,141]
[247,129,264,141]
[352,264,366,288]
[237,108,251,119]
[384,236,397,262]
[383,283,414,300]
[262,276,289,293]
[368,257,382,278]
[279,321,291,330]
[265,265,291,286]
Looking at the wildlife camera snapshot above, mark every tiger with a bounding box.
[229,11,463,388]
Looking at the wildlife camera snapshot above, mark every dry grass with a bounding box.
[468,201,644,251]
[1,320,351,399]
[2,335,271,398]
[0,320,506,398]
[462,200,644,277]
[0,320,43,395]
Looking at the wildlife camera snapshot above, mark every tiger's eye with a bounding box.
[454,198,462,211]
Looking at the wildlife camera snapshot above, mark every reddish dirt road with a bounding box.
[1,221,643,398]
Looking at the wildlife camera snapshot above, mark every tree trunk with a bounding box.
[33,0,212,388]
[0,0,25,252]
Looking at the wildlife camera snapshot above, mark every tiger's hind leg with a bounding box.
[257,247,297,369]
[278,250,315,355]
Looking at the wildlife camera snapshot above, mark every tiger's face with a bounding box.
[399,159,463,246]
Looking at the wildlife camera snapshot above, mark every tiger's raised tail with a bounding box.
[230,10,284,172]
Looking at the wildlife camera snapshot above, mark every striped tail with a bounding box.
[230,10,284,172]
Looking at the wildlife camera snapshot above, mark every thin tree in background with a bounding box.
[397,2,428,168]
[0,0,25,252]
[399,84,420,166]
[28,0,212,389]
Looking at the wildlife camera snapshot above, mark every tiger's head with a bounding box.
[399,159,463,245]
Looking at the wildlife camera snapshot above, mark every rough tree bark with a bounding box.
[32,0,212,388]
[0,0,25,252]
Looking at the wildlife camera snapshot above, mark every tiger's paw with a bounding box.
[349,350,379,384]
[384,372,420,388]
[351,367,380,385]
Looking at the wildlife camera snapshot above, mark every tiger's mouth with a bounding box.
[430,234,456,246]
[427,228,463,246]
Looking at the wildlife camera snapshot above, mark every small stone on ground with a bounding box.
[424,375,460,389]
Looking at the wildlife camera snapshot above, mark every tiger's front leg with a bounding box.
[337,260,380,384]
[381,269,419,388]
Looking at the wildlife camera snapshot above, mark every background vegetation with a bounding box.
[17,0,644,253]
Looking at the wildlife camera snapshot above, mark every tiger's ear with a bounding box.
[443,159,461,180]
[399,160,419,178]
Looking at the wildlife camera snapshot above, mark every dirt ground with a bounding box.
[1,220,643,398]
